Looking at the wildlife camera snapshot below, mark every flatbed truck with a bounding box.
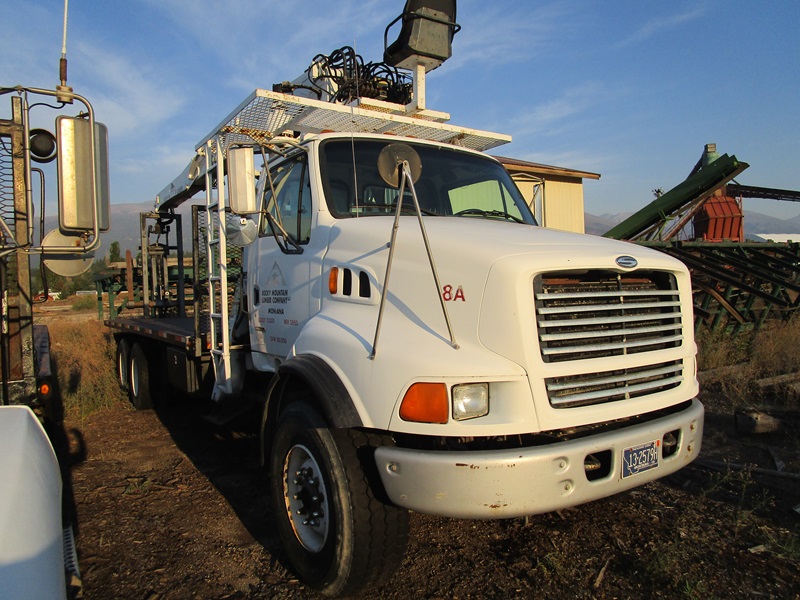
[104,2,703,595]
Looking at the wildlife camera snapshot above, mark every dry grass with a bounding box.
[70,295,97,311]
[47,319,128,419]
[748,318,800,377]
[46,315,800,419]
[697,318,800,407]
[695,326,753,372]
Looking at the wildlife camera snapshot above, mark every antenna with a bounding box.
[56,0,74,103]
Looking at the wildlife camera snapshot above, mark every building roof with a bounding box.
[494,156,601,181]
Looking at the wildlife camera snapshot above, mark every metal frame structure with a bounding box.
[0,96,36,404]
[601,150,800,333]
[642,241,800,334]
[156,89,511,212]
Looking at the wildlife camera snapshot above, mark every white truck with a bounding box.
[105,3,703,595]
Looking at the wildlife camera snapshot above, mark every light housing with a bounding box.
[399,382,448,423]
[452,383,489,421]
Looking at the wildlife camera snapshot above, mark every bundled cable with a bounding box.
[306,46,412,105]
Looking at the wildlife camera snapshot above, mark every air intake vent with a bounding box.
[329,265,376,304]
[535,270,682,363]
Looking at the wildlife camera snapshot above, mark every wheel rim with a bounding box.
[282,443,330,552]
[130,354,140,398]
[118,344,129,387]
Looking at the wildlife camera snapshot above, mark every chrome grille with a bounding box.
[534,271,682,363]
[545,360,684,408]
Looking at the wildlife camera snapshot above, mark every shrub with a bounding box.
[71,295,97,311]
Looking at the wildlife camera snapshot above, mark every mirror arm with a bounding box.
[264,211,304,255]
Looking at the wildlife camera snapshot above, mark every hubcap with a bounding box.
[282,443,329,552]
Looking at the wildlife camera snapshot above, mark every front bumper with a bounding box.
[374,398,703,519]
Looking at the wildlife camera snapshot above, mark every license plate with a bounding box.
[621,439,660,479]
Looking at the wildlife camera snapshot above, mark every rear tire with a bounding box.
[270,402,409,596]
[116,338,130,391]
[128,343,153,410]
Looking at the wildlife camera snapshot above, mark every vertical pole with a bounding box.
[411,63,426,112]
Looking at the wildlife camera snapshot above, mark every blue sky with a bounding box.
[2,0,799,218]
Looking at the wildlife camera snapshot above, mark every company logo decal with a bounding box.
[615,255,638,269]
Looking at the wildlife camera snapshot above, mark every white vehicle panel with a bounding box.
[0,406,66,600]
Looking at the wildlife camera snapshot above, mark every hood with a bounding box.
[328,216,677,273]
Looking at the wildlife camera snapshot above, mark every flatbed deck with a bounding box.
[104,317,206,354]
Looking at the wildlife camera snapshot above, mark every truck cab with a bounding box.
[245,131,702,517]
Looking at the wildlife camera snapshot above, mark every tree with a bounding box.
[108,241,121,264]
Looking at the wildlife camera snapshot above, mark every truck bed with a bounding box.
[104,316,205,353]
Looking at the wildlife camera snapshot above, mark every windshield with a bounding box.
[319,139,537,224]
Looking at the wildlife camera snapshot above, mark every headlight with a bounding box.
[452,383,489,421]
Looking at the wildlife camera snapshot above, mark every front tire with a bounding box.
[270,402,409,596]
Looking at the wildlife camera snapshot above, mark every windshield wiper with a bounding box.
[350,202,437,216]
[397,203,437,216]
[454,208,525,223]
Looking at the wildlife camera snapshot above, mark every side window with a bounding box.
[259,156,311,243]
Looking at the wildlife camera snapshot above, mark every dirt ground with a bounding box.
[51,382,800,600]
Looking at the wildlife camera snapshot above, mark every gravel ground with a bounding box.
[57,389,800,600]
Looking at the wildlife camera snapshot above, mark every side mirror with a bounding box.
[227,146,257,214]
[56,116,110,233]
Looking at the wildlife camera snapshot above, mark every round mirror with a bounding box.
[29,129,57,163]
[377,143,422,188]
[225,216,258,247]
[41,229,96,276]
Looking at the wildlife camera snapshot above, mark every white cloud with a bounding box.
[72,41,184,137]
[617,7,707,47]
[111,142,199,203]
[511,82,615,137]
[116,143,191,176]
[139,0,397,85]
[446,1,574,70]
[0,4,62,89]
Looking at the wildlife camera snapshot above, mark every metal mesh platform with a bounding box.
[199,89,511,154]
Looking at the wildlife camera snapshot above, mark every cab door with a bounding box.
[248,152,317,363]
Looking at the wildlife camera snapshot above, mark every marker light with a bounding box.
[399,383,448,423]
[37,381,52,400]
[329,267,339,294]
[452,383,489,421]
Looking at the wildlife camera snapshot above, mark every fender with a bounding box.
[260,354,363,464]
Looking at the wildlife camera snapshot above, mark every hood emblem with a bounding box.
[615,255,638,269]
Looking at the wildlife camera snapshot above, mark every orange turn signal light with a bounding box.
[329,267,339,295]
[399,383,448,424]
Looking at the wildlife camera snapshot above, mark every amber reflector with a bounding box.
[399,383,448,423]
[329,267,339,294]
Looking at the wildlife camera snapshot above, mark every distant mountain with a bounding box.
[741,211,800,235]
[42,200,197,259]
[584,213,626,236]
[41,203,800,259]
[584,210,800,239]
